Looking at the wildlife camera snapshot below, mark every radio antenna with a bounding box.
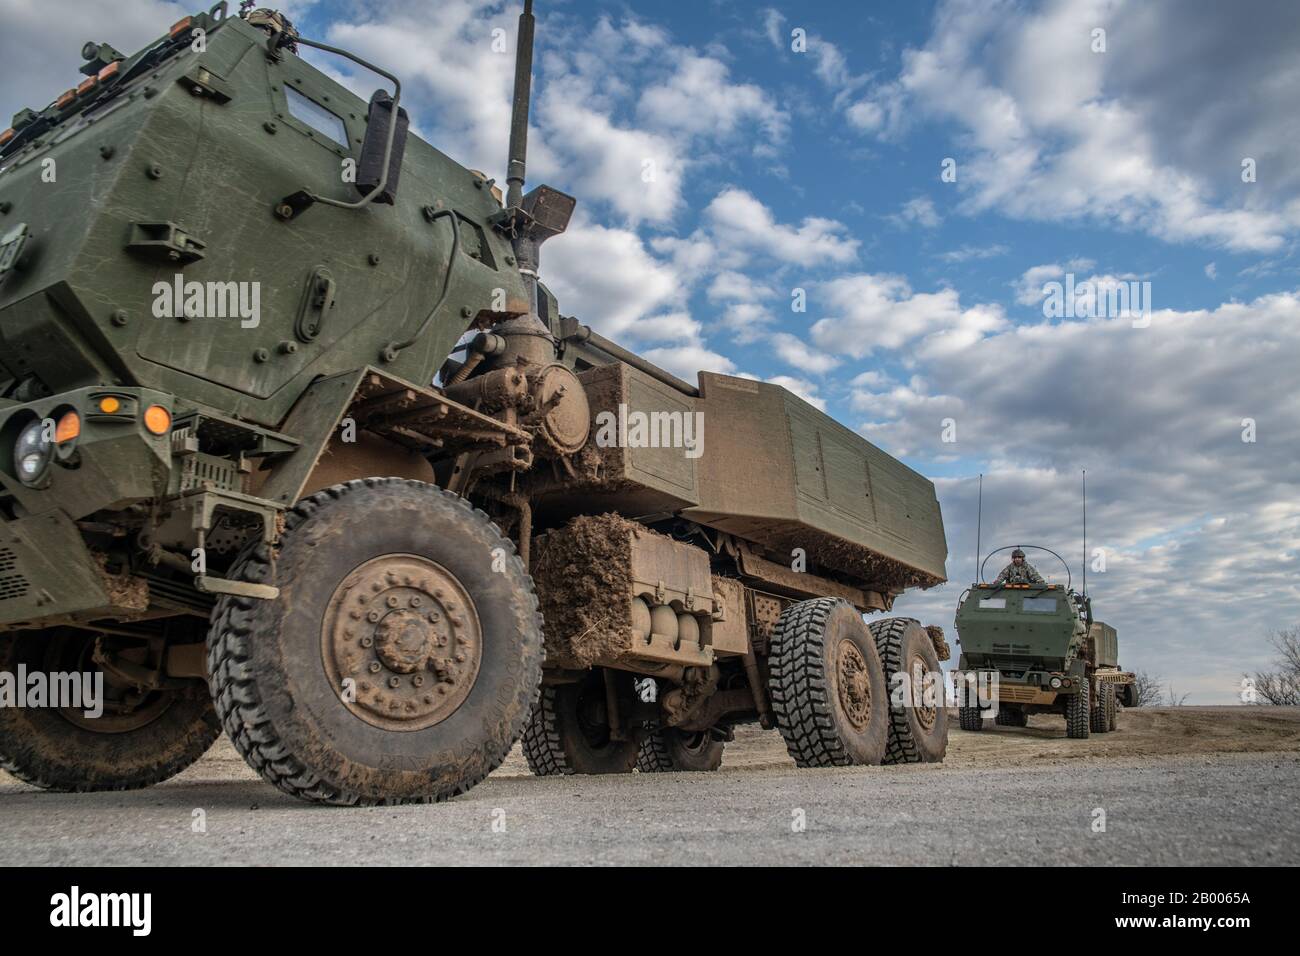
[1081,469,1087,598]
[974,473,983,584]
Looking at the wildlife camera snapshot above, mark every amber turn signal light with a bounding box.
[97,396,121,414]
[143,405,171,435]
[55,411,81,444]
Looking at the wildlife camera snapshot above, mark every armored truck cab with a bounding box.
[0,4,950,803]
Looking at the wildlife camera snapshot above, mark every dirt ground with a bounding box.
[4,706,1294,794]
[489,705,1300,776]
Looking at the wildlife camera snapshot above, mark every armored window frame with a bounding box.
[274,77,359,159]
[977,597,1006,609]
[1022,597,1058,614]
[285,85,348,145]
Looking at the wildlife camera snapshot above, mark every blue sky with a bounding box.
[3,0,1297,701]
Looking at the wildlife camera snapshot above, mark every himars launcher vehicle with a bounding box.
[0,3,950,803]
[954,546,1135,738]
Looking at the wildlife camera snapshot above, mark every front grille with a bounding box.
[175,452,241,493]
[992,642,1031,655]
[999,684,1042,703]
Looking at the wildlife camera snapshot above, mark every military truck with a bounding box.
[0,2,950,804]
[953,546,1134,738]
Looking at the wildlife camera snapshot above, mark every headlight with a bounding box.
[1049,676,1063,689]
[14,418,54,487]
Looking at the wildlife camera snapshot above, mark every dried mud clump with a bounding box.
[926,625,951,662]
[93,552,148,611]
[531,513,653,669]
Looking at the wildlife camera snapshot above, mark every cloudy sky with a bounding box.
[4,0,1297,701]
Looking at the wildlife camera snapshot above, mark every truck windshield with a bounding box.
[978,597,1006,609]
[1022,597,1057,613]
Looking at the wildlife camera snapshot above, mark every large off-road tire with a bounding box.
[1119,683,1139,709]
[768,598,889,767]
[636,727,725,772]
[1103,682,1118,731]
[958,706,983,731]
[869,617,948,763]
[207,479,543,805]
[1066,681,1091,739]
[1090,681,1110,733]
[995,706,1028,727]
[0,627,218,792]
[522,671,639,775]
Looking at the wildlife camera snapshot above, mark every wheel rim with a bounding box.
[47,631,174,734]
[677,730,710,753]
[910,654,938,732]
[835,639,873,731]
[321,554,482,732]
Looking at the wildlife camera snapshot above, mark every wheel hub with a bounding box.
[836,639,872,730]
[322,555,481,732]
[911,655,938,731]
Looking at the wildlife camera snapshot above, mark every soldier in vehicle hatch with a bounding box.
[993,549,1046,585]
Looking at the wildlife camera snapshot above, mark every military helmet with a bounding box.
[1011,548,1025,558]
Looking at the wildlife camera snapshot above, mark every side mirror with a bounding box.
[355,89,408,205]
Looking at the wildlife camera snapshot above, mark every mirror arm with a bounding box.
[274,35,402,215]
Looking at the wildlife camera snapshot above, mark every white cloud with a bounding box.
[704,188,859,266]
[636,51,786,144]
[708,270,772,303]
[938,243,1010,263]
[1015,264,1070,306]
[641,344,736,381]
[761,7,882,132]
[542,219,684,342]
[852,0,1300,252]
[769,332,840,375]
[811,273,1008,357]
[888,196,943,229]
[767,375,826,411]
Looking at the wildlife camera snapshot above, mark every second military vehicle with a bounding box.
[0,2,949,803]
[953,546,1134,738]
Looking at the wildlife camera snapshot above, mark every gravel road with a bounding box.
[2,708,1297,866]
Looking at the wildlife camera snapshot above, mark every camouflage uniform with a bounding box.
[993,561,1045,585]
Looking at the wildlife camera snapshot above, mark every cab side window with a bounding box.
[285,86,348,146]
